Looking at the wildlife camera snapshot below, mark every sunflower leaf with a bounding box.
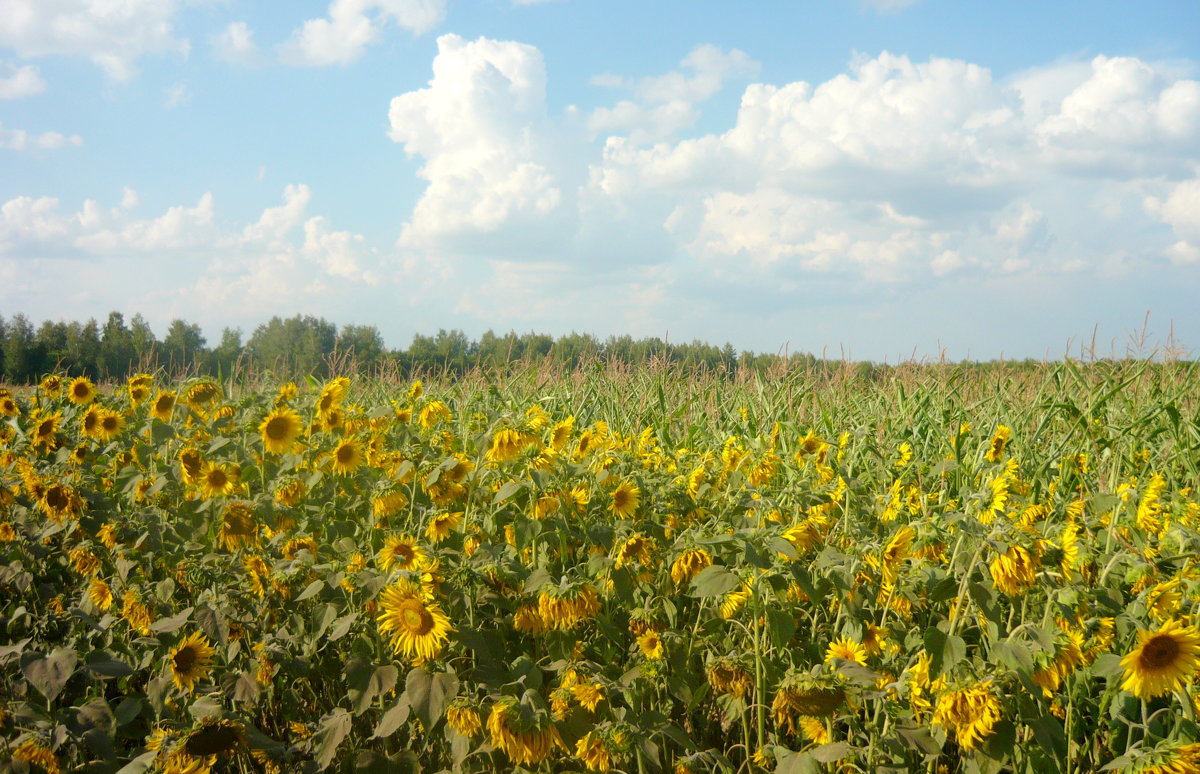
[313,708,353,770]
[22,647,78,703]
[690,565,740,598]
[372,696,410,739]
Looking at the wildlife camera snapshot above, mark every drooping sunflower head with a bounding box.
[169,632,216,692]
[39,374,63,398]
[217,502,259,551]
[426,511,462,542]
[670,549,713,587]
[184,381,222,411]
[932,680,1002,751]
[183,718,245,758]
[1120,618,1200,700]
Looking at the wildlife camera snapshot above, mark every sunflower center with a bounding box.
[337,445,357,464]
[101,416,118,431]
[395,545,415,563]
[265,417,291,441]
[174,646,197,673]
[1140,634,1181,669]
[398,599,434,635]
[208,470,228,488]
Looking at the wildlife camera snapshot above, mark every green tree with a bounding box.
[161,319,207,371]
[246,315,337,377]
[65,319,101,378]
[129,314,158,369]
[4,314,41,383]
[205,327,243,376]
[99,311,136,379]
[336,324,385,370]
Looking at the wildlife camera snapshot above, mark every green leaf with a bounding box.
[923,627,965,678]
[296,580,325,602]
[347,658,398,716]
[194,604,229,644]
[150,607,193,634]
[765,608,795,650]
[810,742,851,763]
[493,480,523,504]
[22,647,78,702]
[405,667,458,729]
[372,696,410,739]
[895,725,942,755]
[116,751,158,774]
[328,613,357,642]
[313,709,354,770]
[689,565,740,598]
[84,650,134,678]
[1092,653,1124,678]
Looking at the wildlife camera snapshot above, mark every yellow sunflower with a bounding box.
[216,502,259,551]
[670,549,713,587]
[426,511,462,542]
[96,409,125,443]
[610,481,640,519]
[825,636,869,666]
[376,581,454,661]
[378,535,426,572]
[330,437,363,475]
[637,630,664,659]
[151,391,177,422]
[932,681,1001,751]
[88,577,114,611]
[198,462,238,499]
[487,696,563,766]
[67,376,97,405]
[39,374,63,398]
[169,632,216,692]
[446,699,483,737]
[1120,619,1200,700]
[258,407,302,455]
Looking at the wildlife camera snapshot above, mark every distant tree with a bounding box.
[3,314,40,383]
[99,311,136,379]
[206,327,243,376]
[35,321,68,371]
[161,319,207,371]
[65,319,101,378]
[129,314,158,368]
[246,315,337,377]
[0,314,7,378]
[336,324,385,370]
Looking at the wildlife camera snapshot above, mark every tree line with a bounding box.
[0,311,824,383]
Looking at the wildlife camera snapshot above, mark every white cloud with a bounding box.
[0,123,83,150]
[388,34,568,253]
[280,0,447,66]
[587,45,759,143]
[0,0,189,80]
[0,61,45,99]
[164,82,190,109]
[212,21,258,65]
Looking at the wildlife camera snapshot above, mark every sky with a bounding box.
[1,0,1199,362]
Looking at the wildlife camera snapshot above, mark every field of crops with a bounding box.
[2,360,1200,774]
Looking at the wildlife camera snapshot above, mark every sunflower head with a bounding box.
[259,407,302,455]
[1120,619,1200,700]
[169,632,216,692]
[67,376,97,405]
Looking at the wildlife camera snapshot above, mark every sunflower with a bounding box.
[670,549,713,587]
[538,584,600,631]
[67,376,97,405]
[184,381,221,411]
[487,696,563,766]
[88,577,114,611]
[378,535,426,572]
[376,581,454,661]
[39,374,63,398]
[169,632,216,692]
[447,698,483,737]
[932,681,1002,751]
[96,409,124,443]
[198,462,238,499]
[772,674,846,733]
[330,437,363,475]
[615,533,655,568]
[825,636,869,666]
[316,377,349,418]
[13,740,60,774]
[151,391,177,421]
[0,394,18,416]
[259,407,302,455]
[610,481,640,518]
[881,525,916,584]
[274,478,306,507]
[81,405,104,439]
[720,584,751,619]
[121,589,153,634]
[426,511,462,542]
[486,428,531,464]
[989,544,1037,596]
[33,412,62,449]
[1120,619,1200,700]
[216,502,259,551]
[183,718,245,757]
[706,658,753,698]
[637,630,664,659]
[985,425,1011,462]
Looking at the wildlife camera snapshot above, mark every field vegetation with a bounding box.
[2,357,1200,773]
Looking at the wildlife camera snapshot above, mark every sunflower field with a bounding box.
[3,359,1200,774]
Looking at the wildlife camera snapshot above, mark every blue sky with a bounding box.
[2,0,1199,361]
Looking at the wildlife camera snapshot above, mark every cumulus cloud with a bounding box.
[587,45,760,143]
[212,22,258,65]
[280,0,447,66]
[0,0,188,80]
[0,123,83,150]
[0,61,45,99]
[388,34,570,254]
